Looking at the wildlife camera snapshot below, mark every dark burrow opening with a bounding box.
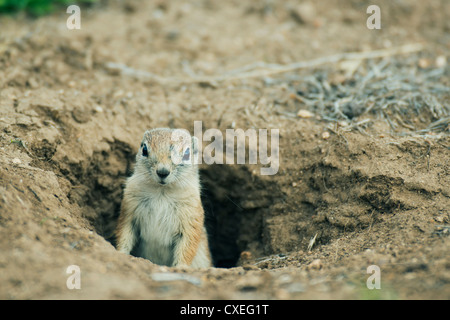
[201,168,244,268]
[200,164,274,268]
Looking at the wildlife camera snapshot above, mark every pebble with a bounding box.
[418,58,431,69]
[297,109,314,118]
[93,105,103,113]
[240,250,252,261]
[436,55,446,68]
[307,259,323,271]
[322,131,330,140]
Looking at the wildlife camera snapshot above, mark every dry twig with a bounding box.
[105,43,425,85]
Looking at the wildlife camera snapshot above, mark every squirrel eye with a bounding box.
[142,144,148,157]
[182,147,190,161]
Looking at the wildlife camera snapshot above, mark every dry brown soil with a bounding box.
[0,0,449,299]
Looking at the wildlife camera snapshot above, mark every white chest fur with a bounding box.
[132,189,184,266]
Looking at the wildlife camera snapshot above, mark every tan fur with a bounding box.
[115,128,212,268]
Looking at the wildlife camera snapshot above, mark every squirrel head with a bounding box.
[135,128,199,188]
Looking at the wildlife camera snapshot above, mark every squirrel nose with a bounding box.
[156,168,170,179]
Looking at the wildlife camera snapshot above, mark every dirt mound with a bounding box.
[0,0,449,299]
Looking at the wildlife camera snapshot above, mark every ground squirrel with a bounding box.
[115,128,212,268]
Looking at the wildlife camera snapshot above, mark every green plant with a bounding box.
[0,0,97,16]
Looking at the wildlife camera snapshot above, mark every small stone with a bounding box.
[322,131,330,140]
[240,251,252,261]
[297,109,314,118]
[418,58,431,69]
[436,55,446,68]
[307,259,323,270]
[94,105,103,113]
